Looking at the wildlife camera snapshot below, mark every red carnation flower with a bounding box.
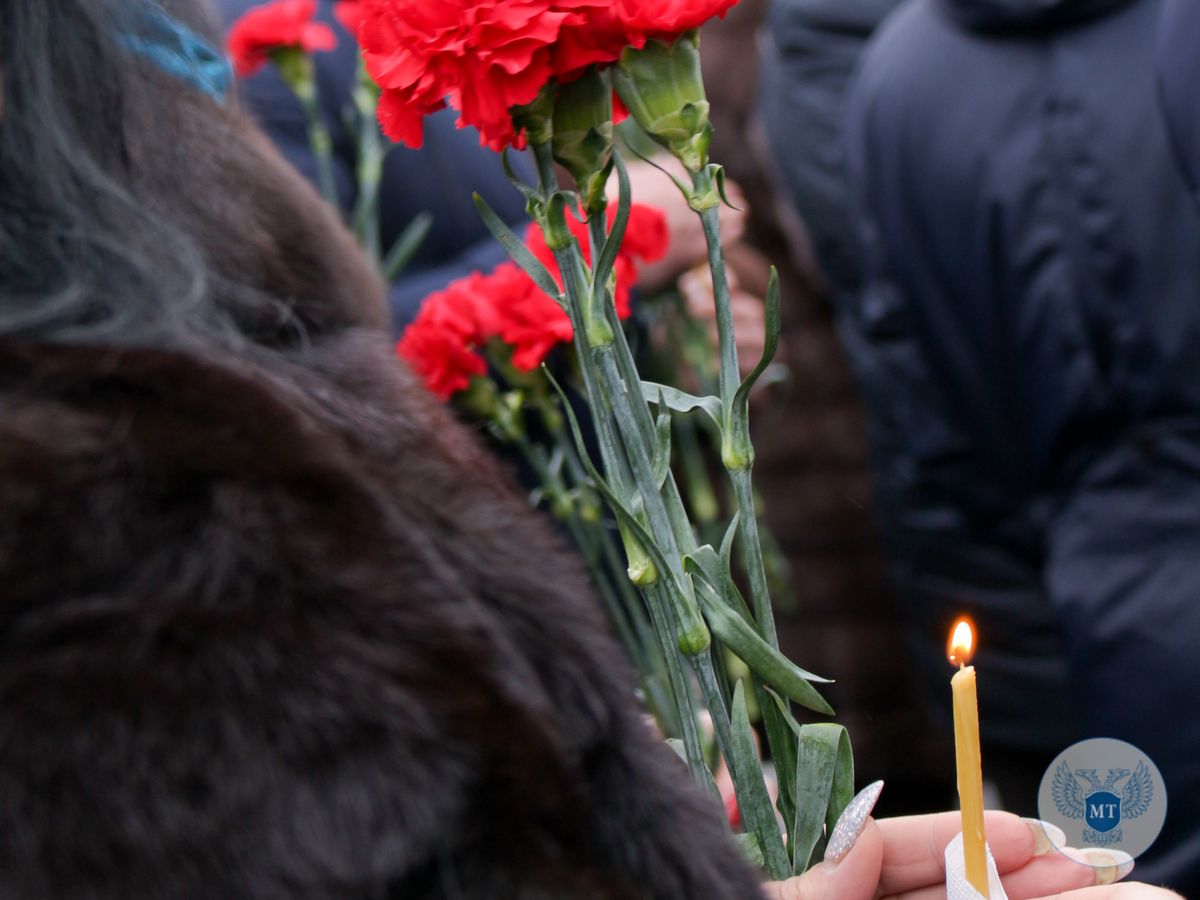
[332,0,365,36]
[489,264,575,372]
[359,0,640,150]
[227,0,338,78]
[553,3,645,83]
[615,0,740,40]
[359,0,738,149]
[616,203,671,263]
[400,203,668,397]
[396,272,496,399]
[359,0,564,150]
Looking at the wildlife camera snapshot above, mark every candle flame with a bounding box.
[947,617,975,667]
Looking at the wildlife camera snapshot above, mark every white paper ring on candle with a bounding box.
[945,833,1008,900]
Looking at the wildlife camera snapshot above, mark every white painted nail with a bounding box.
[1021,817,1067,855]
[823,780,884,865]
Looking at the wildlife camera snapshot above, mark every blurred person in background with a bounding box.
[757,0,899,301]
[756,0,959,818]
[842,0,1200,892]
[762,0,1080,817]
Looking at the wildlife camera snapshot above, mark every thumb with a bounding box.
[765,819,884,900]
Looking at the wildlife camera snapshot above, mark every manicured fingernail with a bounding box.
[1021,817,1066,855]
[823,780,884,864]
[1061,848,1135,885]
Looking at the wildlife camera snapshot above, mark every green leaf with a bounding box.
[664,738,688,766]
[825,725,855,838]
[641,381,722,429]
[761,687,803,739]
[652,390,672,490]
[790,724,854,874]
[473,192,564,304]
[561,190,584,221]
[683,543,753,624]
[697,593,834,715]
[500,149,544,213]
[730,681,790,880]
[382,211,433,281]
[719,512,740,576]
[622,140,693,197]
[732,266,782,416]
[734,832,765,870]
[682,543,721,589]
[591,152,632,311]
[790,725,838,873]
[709,163,742,211]
[688,509,798,848]
[544,367,710,656]
[759,691,799,857]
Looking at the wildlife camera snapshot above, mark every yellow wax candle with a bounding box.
[950,619,989,898]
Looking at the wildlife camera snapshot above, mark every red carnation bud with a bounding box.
[227,0,337,79]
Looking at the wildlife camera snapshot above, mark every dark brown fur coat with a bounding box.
[0,2,764,897]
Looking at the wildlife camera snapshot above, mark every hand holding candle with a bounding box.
[949,617,989,898]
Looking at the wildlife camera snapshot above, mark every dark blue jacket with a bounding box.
[1157,0,1200,205]
[215,0,535,334]
[846,0,1200,889]
[758,0,901,297]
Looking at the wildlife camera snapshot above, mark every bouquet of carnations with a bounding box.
[228,0,851,878]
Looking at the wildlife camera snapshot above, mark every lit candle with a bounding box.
[949,617,988,897]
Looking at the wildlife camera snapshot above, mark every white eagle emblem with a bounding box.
[1052,760,1154,846]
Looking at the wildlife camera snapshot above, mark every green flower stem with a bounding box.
[645,584,720,799]
[523,398,678,735]
[272,49,337,208]
[693,172,778,650]
[564,513,644,671]
[531,141,713,793]
[504,400,662,720]
[674,412,722,528]
[531,398,676,730]
[350,60,384,261]
[509,409,673,735]
[608,300,711,555]
[296,82,339,208]
[578,165,784,851]
[688,163,806,863]
[576,523,676,731]
[594,520,672,707]
[530,146,622,489]
[588,200,704,559]
[536,141,793,854]
[592,344,709,651]
[730,470,777,648]
[693,170,740,409]
[695,652,791,881]
[597,337,792,851]
[589,208,659,449]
